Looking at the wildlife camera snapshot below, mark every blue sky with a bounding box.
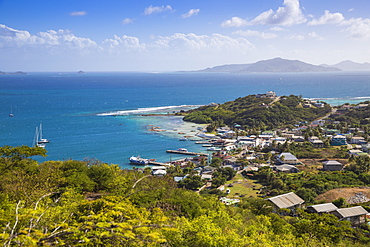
[1,0,370,71]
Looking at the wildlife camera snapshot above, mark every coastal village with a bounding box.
[133,91,370,227]
[3,91,370,245]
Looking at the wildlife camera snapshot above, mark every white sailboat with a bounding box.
[33,127,46,148]
[9,106,14,117]
[37,123,50,144]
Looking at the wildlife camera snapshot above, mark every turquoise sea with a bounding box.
[1,71,370,168]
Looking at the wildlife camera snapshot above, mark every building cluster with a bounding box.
[267,192,369,226]
[143,115,369,181]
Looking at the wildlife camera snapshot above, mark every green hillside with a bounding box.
[183,94,331,129]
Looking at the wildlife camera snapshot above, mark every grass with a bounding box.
[225,173,262,198]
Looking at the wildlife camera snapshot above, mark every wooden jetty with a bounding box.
[166,150,208,156]
[195,141,213,144]
[148,161,170,166]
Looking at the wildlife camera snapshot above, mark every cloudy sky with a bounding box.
[1,0,370,71]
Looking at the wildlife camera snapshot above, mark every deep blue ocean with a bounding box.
[1,71,370,168]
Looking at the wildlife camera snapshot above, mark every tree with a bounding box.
[0,145,47,175]
[332,197,347,208]
[178,175,204,190]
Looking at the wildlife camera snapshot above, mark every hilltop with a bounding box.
[196,58,341,73]
[182,93,332,129]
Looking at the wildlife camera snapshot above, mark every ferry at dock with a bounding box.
[129,156,149,165]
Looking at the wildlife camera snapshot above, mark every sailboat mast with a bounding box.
[33,127,39,147]
[39,123,43,140]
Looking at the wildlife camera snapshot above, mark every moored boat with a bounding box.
[206,146,221,151]
[33,127,46,148]
[37,123,50,144]
[129,156,149,165]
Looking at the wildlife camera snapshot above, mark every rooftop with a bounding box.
[334,206,368,218]
[307,203,338,213]
[267,192,304,209]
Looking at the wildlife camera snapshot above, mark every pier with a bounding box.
[195,141,213,144]
[148,161,170,166]
[166,150,208,156]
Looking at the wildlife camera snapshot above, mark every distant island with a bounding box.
[193,57,370,73]
[0,71,27,75]
[195,58,340,73]
[322,60,370,71]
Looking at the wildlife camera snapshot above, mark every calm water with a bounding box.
[1,71,370,168]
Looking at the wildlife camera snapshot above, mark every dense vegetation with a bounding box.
[1,145,370,246]
[183,95,331,130]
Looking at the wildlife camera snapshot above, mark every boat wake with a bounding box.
[97,105,202,116]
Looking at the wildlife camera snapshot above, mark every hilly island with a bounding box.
[196,57,341,73]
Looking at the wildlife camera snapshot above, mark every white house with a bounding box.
[278,152,298,165]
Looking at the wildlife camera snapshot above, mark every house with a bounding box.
[201,174,213,181]
[152,169,167,176]
[331,135,347,146]
[338,105,353,111]
[355,104,368,109]
[278,152,298,165]
[308,136,319,142]
[348,149,363,156]
[151,166,167,176]
[322,160,343,171]
[174,176,186,182]
[262,130,275,136]
[293,136,305,143]
[267,192,304,213]
[362,143,370,153]
[331,206,368,226]
[350,136,365,144]
[324,129,341,135]
[266,91,276,97]
[220,197,240,206]
[202,166,217,174]
[274,164,299,173]
[306,203,338,214]
[312,139,325,148]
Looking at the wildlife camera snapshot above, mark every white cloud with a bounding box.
[307,31,324,40]
[348,8,354,12]
[144,5,172,15]
[341,18,370,39]
[153,33,255,52]
[248,0,306,26]
[270,26,284,31]
[181,9,200,19]
[122,18,134,25]
[0,24,97,50]
[308,10,344,25]
[233,30,277,39]
[222,0,305,27]
[221,17,249,27]
[69,11,87,16]
[287,34,305,40]
[102,35,146,52]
